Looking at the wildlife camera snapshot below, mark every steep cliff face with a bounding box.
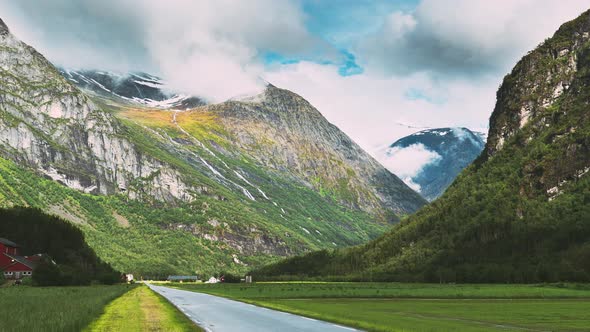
[486,13,590,157]
[0,18,425,275]
[255,10,590,283]
[0,24,198,203]
[482,11,590,200]
[199,86,425,216]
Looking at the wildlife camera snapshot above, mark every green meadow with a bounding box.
[0,284,199,332]
[0,285,131,332]
[172,282,590,331]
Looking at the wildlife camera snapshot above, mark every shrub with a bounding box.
[220,272,242,283]
[33,261,63,286]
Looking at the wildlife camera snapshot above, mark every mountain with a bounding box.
[383,127,485,201]
[59,69,205,109]
[0,18,425,276]
[199,86,426,216]
[253,10,590,283]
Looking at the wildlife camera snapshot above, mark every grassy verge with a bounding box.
[0,285,131,331]
[172,282,590,299]
[172,282,590,332]
[85,284,201,332]
[248,298,590,332]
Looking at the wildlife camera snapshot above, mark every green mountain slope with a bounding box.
[0,18,425,276]
[253,10,590,283]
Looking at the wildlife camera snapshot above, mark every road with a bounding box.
[147,284,361,332]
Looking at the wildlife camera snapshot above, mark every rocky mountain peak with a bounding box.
[480,8,590,198]
[204,83,426,216]
[263,83,300,99]
[60,69,205,109]
[0,18,9,36]
[246,84,318,114]
[484,9,590,159]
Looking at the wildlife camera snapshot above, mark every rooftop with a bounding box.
[4,253,37,269]
[0,238,19,248]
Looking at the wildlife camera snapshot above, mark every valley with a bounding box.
[0,3,589,332]
[253,9,590,284]
[3,281,590,331]
[0,16,424,276]
[168,282,590,332]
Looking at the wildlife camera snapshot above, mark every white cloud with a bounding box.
[1,0,588,160]
[401,177,422,193]
[450,127,486,148]
[382,143,442,177]
[265,1,589,157]
[360,0,590,76]
[264,61,497,154]
[380,143,442,191]
[385,12,417,37]
[0,0,331,103]
[139,0,332,102]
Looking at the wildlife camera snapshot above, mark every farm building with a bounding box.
[167,275,199,282]
[0,238,40,280]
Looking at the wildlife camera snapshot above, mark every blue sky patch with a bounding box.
[404,88,446,105]
[301,0,419,48]
[262,49,363,77]
[261,1,419,77]
[338,51,364,76]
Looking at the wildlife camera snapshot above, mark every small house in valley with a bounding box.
[0,238,40,280]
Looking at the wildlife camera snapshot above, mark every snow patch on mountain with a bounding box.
[58,69,205,110]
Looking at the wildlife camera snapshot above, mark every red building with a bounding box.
[1,238,38,280]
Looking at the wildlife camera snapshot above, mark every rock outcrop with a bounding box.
[0,26,198,202]
[485,12,590,157]
[0,19,9,36]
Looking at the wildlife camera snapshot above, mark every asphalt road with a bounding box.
[147,284,361,332]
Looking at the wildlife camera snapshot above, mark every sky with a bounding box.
[0,0,589,176]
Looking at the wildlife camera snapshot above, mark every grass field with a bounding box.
[0,284,132,332]
[173,282,590,299]
[85,285,201,331]
[172,282,590,331]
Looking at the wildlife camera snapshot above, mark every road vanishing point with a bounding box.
[148,284,361,332]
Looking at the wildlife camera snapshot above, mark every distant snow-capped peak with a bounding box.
[59,69,205,110]
[379,127,486,201]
